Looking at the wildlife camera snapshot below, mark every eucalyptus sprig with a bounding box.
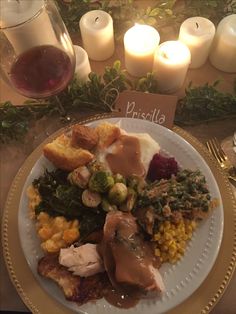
[175,81,236,125]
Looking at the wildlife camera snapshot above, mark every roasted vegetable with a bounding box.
[89,171,114,193]
[82,189,102,207]
[68,166,91,188]
[127,175,146,194]
[113,173,126,185]
[88,160,107,173]
[108,183,128,205]
[101,198,117,212]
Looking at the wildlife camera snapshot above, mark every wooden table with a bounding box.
[0,39,236,313]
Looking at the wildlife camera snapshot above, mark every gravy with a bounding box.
[104,287,141,309]
[106,135,145,177]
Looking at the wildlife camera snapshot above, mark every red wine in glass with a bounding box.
[10,45,74,98]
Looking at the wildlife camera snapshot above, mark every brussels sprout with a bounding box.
[82,189,101,207]
[89,171,114,193]
[68,166,91,188]
[127,175,146,194]
[108,183,128,205]
[120,188,137,212]
[101,198,117,212]
[88,160,107,173]
[113,173,126,185]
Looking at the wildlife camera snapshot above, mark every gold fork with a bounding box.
[206,137,236,183]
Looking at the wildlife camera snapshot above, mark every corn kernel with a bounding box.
[176,253,182,260]
[179,240,186,248]
[164,221,171,228]
[169,246,177,254]
[154,233,161,241]
[169,250,176,257]
[187,232,192,239]
[162,245,168,252]
[170,257,177,264]
[153,218,196,266]
[164,233,171,241]
[178,247,185,254]
[186,225,192,232]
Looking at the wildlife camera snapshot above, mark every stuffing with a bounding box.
[71,124,98,150]
[43,134,94,171]
[95,122,121,149]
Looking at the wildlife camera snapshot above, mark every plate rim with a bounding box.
[2,113,236,314]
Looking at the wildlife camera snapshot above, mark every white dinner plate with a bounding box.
[18,118,224,314]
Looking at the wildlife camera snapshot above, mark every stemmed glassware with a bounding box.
[0,0,75,99]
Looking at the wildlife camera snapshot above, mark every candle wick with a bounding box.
[95,17,99,22]
[196,22,199,29]
[162,52,169,59]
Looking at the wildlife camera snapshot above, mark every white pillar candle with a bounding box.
[153,41,191,94]
[179,17,215,69]
[73,45,91,82]
[209,14,236,73]
[0,0,57,54]
[79,10,115,61]
[124,24,160,77]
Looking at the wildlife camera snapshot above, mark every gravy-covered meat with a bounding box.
[38,254,110,304]
[100,211,164,293]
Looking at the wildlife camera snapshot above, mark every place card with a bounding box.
[114,90,178,129]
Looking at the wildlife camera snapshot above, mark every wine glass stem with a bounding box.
[54,95,66,116]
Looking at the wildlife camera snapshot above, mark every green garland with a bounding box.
[1,61,236,144]
[175,81,236,125]
[0,61,158,144]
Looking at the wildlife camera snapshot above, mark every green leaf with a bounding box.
[1,120,11,128]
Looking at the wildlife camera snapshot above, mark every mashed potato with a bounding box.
[96,132,160,176]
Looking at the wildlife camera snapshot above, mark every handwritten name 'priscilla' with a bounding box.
[125,101,165,124]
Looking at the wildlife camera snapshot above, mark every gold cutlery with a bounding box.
[206,137,236,184]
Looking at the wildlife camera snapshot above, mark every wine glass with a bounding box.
[0,0,75,99]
